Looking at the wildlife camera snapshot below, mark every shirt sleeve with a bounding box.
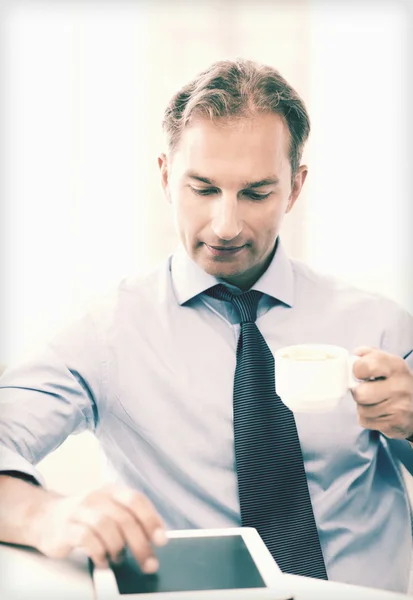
[0,310,105,486]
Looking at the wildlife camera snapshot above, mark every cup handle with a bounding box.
[348,355,362,389]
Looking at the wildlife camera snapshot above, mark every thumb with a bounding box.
[352,346,376,357]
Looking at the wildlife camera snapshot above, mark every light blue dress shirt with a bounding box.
[1,241,413,593]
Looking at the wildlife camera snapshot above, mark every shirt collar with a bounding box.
[170,238,294,307]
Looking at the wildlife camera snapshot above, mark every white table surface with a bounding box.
[0,542,409,600]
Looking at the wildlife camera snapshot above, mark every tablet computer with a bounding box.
[92,527,294,599]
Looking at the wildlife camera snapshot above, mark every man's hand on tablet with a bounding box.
[29,484,168,571]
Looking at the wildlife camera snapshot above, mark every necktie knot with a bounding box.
[205,284,262,323]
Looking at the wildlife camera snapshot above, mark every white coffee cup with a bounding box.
[273,343,360,413]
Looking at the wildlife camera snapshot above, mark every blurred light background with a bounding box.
[0,0,412,493]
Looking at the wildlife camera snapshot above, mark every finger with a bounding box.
[111,488,168,547]
[69,523,109,568]
[118,515,159,573]
[352,379,392,406]
[72,505,125,564]
[352,351,394,381]
[353,346,377,357]
[358,414,390,431]
[357,414,407,438]
[98,501,159,573]
[357,398,392,420]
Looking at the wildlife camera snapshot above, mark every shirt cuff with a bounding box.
[0,443,45,487]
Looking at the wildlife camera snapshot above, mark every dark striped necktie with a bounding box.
[205,284,327,579]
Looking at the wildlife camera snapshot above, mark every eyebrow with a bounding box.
[186,172,279,189]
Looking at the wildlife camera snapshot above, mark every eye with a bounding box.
[243,191,272,201]
[190,187,219,196]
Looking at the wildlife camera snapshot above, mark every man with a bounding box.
[0,59,412,593]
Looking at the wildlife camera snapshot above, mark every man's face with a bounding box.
[159,113,307,290]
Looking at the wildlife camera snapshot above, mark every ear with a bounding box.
[158,152,171,203]
[286,165,308,213]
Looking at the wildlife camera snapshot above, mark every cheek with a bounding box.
[246,202,285,235]
[171,191,206,234]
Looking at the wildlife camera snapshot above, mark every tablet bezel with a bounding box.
[92,527,293,600]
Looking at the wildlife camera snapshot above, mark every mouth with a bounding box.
[204,244,246,257]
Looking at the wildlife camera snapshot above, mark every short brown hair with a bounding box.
[162,58,310,177]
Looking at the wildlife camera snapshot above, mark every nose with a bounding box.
[211,194,242,241]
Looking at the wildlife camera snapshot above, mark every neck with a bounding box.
[219,243,277,291]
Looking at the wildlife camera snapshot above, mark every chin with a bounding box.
[201,259,244,280]
[191,245,252,277]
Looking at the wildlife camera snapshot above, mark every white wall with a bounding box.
[306,0,412,312]
[0,0,411,494]
[0,0,151,365]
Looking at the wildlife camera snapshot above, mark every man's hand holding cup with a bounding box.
[273,343,413,441]
[351,346,413,440]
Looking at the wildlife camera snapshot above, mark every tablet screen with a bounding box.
[111,535,267,594]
